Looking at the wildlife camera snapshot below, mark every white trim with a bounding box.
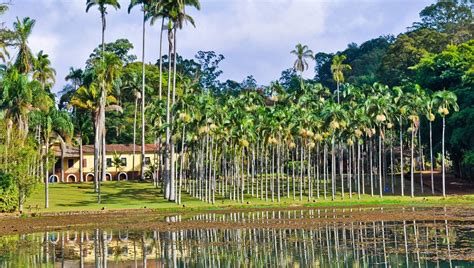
[66,174,77,183]
[48,175,59,183]
[104,231,113,242]
[119,231,128,241]
[118,172,128,181]
[67,231,77,242]
[105,172,112,181]
[49,232,60,244]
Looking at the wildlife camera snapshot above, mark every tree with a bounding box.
[86,0,121,202]
[0,67,45,141]
[12,17,35,74]
[412,0,473,41]
[433,90,458,197]
[156,0,201,201]
[33,51,56,89]
[331,54,351,103]
[413,40,473,180]
[128,0,151,181]
[290,43,314,83]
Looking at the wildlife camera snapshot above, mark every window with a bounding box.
[106,158,112,167]
[82,159,87,168]
[68,159,74,168]
[121,158,127,167]
[145,157,151,165]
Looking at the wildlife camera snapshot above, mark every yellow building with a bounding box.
[50,144,159,183]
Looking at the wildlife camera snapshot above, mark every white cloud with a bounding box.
[2,0,432,92]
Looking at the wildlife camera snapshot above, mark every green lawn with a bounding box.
[24,181,474,213]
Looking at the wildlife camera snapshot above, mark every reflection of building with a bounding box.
[50,144,159,183]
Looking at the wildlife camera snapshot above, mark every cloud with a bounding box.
[2,0,432,93]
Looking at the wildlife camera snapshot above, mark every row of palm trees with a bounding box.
[146,70,457,204]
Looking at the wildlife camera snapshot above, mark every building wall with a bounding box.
[55,152,159,182]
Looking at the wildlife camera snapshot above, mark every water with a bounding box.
[1,208,473,267]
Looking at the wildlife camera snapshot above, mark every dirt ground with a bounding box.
[415,171,474,195]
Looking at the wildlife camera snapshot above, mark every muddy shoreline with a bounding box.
[1,205,473,236]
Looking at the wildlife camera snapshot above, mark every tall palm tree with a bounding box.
[331,54,351,104]
[33,51,56,89]
[157,0,200,201]
[86,0,121,53]
[433,90,458,198]
[365,83,390,198]
[12,17,35,74]
[425,95,436,195]
[86,0,120,195]
[290,43,314,83]
[128,0,152,181]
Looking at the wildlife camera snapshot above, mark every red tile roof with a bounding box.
[82,144,159,154]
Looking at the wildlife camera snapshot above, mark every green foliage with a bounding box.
[0,171,17,212]
[414,40,473,178]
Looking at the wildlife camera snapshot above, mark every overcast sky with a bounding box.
[3,0,433,93]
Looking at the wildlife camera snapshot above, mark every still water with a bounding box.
[1,208,473,267]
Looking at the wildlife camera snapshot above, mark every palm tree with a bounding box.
[33,51,56,89]
[290,43,314,83]
[425,95,436,195]
[65,67,84,90]
[128,0,152,181]
[12,17,35,74]
[366,83,390,198]
[86,0,121,53]
[0,4,12,62]
[0,67,44,141]
[330,54,351,104]
[86,0,121,198]
[157,0,200,201]
[433,90,458,198]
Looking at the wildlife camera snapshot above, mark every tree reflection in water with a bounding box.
[1,208,473,267]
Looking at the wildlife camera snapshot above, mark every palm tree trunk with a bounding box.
[331,136,335,201]
[418,126,424,194]
[169,27,178,202]
[94,116,100,192]
[178,124,186,204]
[45,139,49,208]
[369,138,374,197]
[339,146,344,199]
[164,28,173,200]
[79,135,83,182]
[140,9,146,181]
[379,131,383,198]
[429,121,434,195]
[410,127,415,198]
[323,144,327,200]
[400,117,404,196]
[316,143,320,199]
[132,94,138,180]
[390,131,394,194]
[357,141,361,199]
[442,117,446,198]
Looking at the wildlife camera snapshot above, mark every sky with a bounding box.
[3,0,434,93]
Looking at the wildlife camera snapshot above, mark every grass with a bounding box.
[23,181,474,214]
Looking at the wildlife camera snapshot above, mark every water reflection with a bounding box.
[1,209,473,267]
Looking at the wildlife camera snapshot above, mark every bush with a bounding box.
[0,172,18,212]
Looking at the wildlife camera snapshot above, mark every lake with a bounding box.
[1,207,473,267]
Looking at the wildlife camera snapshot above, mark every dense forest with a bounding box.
[0,0,473,211]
